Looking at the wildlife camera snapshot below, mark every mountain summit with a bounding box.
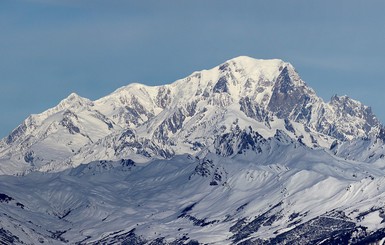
[0,56,382,174]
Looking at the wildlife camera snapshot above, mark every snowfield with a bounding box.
[1,144,385,244]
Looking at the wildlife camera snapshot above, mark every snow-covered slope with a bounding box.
[0,93,119,174]
[1,56,382,175]
[331,128,385,164]
[1,136,385,244]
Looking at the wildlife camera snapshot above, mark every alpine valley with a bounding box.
[1,56,385,244]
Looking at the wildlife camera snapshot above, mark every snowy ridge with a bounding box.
[331,129,385,164]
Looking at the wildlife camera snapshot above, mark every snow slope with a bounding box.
[1,135,385,244]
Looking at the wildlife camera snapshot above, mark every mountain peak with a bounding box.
[113,82,148,93]
[66,92,82,100]
[61,92,88,103]
[331,94,351,102]
[222,56,287,74]
[329,94,370,112]
[226,56,285,66]
[56,92,93,110]
[212,56,300,92]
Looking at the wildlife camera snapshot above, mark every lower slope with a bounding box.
[1,139,385,244]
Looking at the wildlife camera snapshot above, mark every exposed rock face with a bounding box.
[267,66,315,121]
[239,97,271,122]
[378,127,385,141]
[214,127,268,157]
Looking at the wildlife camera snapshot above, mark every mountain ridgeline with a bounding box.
[0,56,382,174]
[1,56,385,244]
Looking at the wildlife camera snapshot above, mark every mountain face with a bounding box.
[1,56,385,244]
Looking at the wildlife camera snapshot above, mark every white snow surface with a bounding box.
[1,142,385,244]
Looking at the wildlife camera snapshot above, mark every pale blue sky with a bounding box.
[1,0,384,137]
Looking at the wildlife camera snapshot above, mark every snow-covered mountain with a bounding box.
[0,56,382,174]
[1,56,385,244]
